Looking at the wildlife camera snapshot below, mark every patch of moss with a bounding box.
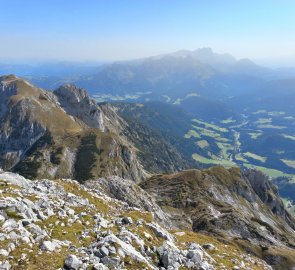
[0,180,21,190]
[0,239,11,250]
[26,194,39,202]
[0,191,18,198]
[9,244,68,270]
[123,255,152,270]
[38,214,95,247]
[5,210,22,220]
[132,224,164,247]
[120,210,153,223]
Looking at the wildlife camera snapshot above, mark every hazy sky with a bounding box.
[1,0,295,66]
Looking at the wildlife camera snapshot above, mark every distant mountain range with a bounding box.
[1,49,295,210]
[1,48,292,97]
[6,48,293,118]
[27,48,273,98]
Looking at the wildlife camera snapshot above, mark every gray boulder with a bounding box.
[187,243,203,264]
[0,260,11,270]
[158,241,182,269]
[147,223,174,242]
[122,216,133,225]
[100,257,120,268]
[40,240,59,252]
[98,246,109,258]
[64,254,82,270]
[93,263,109,270]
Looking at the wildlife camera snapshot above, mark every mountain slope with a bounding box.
[0,75,145,182]
[0,171,273,270]
[112,101,199,171]
[0,75,197,181]
[140,167,295,269]
[229,78,295,116]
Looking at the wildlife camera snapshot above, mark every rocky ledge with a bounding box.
[0,171,271,270]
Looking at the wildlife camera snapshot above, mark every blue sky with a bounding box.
[1,0,295,66]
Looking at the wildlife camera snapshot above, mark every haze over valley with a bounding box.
[1,1,295,270]
[4,48,295,199]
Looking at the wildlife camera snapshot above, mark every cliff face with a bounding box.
[140,167,295,269]
[0,75,146,182]
[53,84,106,131]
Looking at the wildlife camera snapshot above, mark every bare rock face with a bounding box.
[245,170,291,220]
[54,84,105,131]
[0,75,18,119]
[0,76,47,169]
[85,176,170,226]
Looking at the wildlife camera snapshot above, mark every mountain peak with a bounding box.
[0,74,18,82]
[54,84,89,103]
[148,48,236,66]
[192,47,236,66]
[193,47,214,54]
[0,74,43,101]
[236,58,257,66]
[0,74,25,89]
[155,48,237,69]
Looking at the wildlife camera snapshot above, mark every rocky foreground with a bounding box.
[0,171,272,270]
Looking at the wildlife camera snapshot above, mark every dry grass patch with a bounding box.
[57,180,110,214]
[120,210,153,223]
[9,244,68,270]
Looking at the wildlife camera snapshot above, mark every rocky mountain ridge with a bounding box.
[0,75,145,182]
[141,167,295,269]
[0,170,273,270]
[0,75,193,181]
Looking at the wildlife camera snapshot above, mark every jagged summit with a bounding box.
[150,48,236,65]
[54,84,106,130]
[54,84,89,103]
[191,48,237,66]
